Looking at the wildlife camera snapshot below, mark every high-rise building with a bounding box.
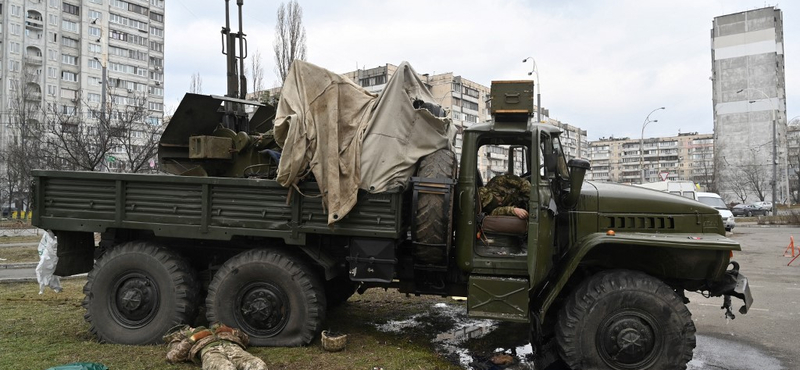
[0,0,166,167]
[711,6,789,203]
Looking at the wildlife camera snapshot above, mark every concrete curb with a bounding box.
[0,273,87,284]
[0,262,37,269]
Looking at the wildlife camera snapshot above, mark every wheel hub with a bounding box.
[238,283,288,336]
[598,311,659,368]
[112,274,159,327]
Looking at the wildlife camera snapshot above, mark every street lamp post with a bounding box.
[640,107,666,183]
[522,57,541,123]
[737,88,778,216]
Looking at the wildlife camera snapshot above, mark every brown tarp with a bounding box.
[274,60,453,225]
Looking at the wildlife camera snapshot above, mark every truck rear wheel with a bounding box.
[82,241,200,345]
[206,249,326,346]
[414,149,457,264]
[555,270,696,370]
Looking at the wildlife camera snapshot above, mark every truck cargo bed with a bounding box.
[32,170,406,244]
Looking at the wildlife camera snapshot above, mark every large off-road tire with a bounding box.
[82,241,200,345]
[556,270,696,370]
[414,149,457,264]
[206,249,325,346]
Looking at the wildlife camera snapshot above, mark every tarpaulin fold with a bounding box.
[274,60,453,225]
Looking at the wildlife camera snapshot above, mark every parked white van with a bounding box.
[696,192,735,232]
[638,181,698,200]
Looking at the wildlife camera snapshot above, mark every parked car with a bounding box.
[697,192,735,231]
[752,201,773,212]
[731,204,768,217]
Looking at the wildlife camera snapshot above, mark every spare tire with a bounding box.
[414,149,457,264]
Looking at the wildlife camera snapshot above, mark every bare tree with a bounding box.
[3,63,45,209]
[726,169,750,204]
[249,49,265,96]
[109,94,164,173]
[273,0,307,83]
[189,72,203,94]
[40,97,115,171]
[738,151,770,202]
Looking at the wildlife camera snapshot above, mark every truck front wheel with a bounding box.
[82,241,200,344]
[206,249,326,346]
[555,270,696,370]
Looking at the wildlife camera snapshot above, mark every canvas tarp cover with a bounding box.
[274,60,453,225]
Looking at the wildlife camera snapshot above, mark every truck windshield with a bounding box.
[552,137,570,180]
[698,196,728,210]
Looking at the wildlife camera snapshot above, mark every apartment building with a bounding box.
[587,132,715,188]
[711,6,789,202]
[0,0,166,167]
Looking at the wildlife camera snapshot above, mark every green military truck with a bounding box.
[30,4,751,368]
[31,82,752,370]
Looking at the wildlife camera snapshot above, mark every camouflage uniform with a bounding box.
[164,323,267,370]
[478,174,531,216]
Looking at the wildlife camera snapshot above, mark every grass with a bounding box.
[0,246,39,263]
[0,235,42,244]
[0,280,464,370]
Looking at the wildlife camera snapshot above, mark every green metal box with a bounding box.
[490,80,534,114]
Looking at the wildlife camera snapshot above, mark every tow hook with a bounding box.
[720,261,754,319]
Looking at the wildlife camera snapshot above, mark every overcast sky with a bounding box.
[163,1,799,141]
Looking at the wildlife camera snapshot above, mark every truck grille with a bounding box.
[605,215,675,230]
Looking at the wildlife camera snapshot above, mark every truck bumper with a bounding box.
[717,261,753,318]
[728,270,753,314]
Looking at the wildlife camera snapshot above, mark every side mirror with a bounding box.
[563,158,591,209]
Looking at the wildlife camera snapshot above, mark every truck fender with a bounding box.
[532,231,739,319]
[533,233,611,319]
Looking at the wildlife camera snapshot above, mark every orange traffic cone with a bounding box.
[784,236,797,258]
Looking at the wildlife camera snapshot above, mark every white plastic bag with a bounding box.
[36,230,62,294]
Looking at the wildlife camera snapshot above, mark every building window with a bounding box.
[89,0,103,4]
[61,71,77,82]
[88,58,102,69]
[47,84,57,96]
[128,3,148,16]
[150,41,163,53]
[47,67,57,78]
[61,20,78,33]
[62,3,80,16]
[88,93,101,103]
[89,43,102,54]
[9,42,21,54]
[11,5,21,17]
[150,27,163,37]
[11,23,21,35]
[148,101,163,111]
[89,10,102,21]
[150,12,163,23]
[48,14,58,25]
[89,26,102,38]
[149,57,162,68]
[89,76,102,85]
[61,37,79,48]
[61,54,78,65]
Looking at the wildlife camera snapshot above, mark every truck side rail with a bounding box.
[32,170,404,244]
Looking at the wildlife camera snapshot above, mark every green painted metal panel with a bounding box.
[468,275,529,322]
